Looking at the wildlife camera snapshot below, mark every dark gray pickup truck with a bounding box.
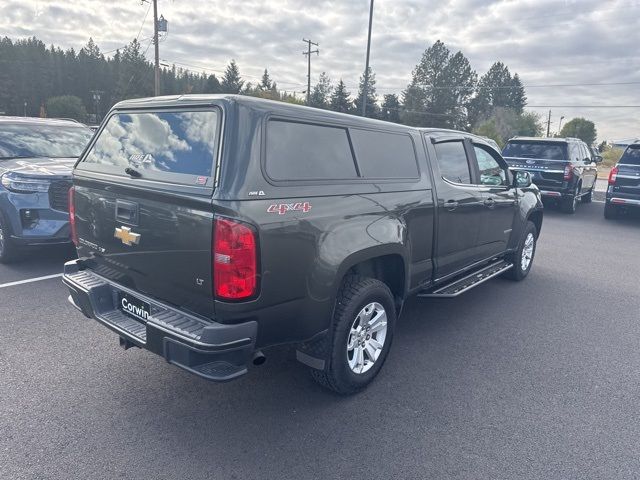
[63,95,543,394]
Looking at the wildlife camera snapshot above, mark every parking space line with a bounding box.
[0,273,63,289]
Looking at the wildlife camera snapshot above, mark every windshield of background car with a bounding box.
[0,123,93,159]
[80,110,219,185]
[502,141,567,161]
[619,145,640,166]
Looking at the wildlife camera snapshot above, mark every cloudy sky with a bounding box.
[2,0,639,141]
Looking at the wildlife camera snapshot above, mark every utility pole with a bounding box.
[546,110,552,137]
[302,38,319,106]
[361,0,375,117]
[152,0,160,96]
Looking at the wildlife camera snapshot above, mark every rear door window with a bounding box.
[349,129,418,179]
[265,120,358,181]
[620,145,640,165]
[434,141,471,184]
[80,110,219,185]
[502,142,567,161]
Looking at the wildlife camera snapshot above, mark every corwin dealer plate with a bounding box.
[118,291,151,322]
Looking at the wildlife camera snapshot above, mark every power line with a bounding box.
[167,60,307,87]
[135,1,152,44]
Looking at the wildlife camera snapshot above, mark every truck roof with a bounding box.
[0,116,87,128]
[507,136,582,143]
[112,94,410,132]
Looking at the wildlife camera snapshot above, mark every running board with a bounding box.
[418,260,513,298]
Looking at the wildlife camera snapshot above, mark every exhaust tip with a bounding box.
[252,350,266,366]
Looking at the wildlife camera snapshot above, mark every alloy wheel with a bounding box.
[521,232,535,271]
[346,302,388,374]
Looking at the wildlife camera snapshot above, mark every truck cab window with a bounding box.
[473,145,507,186]
[434,141,471,184]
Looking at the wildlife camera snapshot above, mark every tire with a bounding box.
[311,275,396,395]
[561,186,579,214]
[581,185,593,203]
[0,212,22,264]
[604,203,618,220]
[504,221,537,281]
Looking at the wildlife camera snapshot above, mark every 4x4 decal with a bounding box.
[267,202,312,215]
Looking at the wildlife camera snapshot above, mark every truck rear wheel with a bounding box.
[311,275,396,395]
[504,221,537,281]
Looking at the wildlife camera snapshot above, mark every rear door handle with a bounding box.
[444,200,459,211]
[484,197,496,209]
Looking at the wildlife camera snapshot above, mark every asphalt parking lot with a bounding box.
[1,199,639,480]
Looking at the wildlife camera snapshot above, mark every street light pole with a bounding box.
[361,0,375,117]
[153,0,160,96]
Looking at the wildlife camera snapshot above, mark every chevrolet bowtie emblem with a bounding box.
[114,226,141,246]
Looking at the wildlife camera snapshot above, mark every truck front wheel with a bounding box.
[504,221,537,281]
[311,276,396,395]
[0,213,21,264]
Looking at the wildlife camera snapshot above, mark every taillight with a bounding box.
[563,164,573,181]
[68,186,78,246]
[609,166,619,185]
[213,217,258,300]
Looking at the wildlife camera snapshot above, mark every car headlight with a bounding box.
[1,172,51,193]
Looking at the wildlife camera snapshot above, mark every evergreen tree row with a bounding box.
[0,36,529,134]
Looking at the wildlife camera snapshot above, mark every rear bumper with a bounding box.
[606,195,640,208]
[62,260,257,382]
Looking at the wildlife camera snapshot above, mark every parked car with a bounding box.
[0,117,93,262]
[502,137,600,213]
[604,141,640,219]
[62,95,543,394]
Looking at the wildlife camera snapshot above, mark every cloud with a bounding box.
[1,0,638,140]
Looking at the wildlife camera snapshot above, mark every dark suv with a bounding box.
[62,95,543,394]
[605,141,640,219]
[502,137,600,213]
[0,117,93,262]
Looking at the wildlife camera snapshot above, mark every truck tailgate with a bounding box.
[73,179,215,318]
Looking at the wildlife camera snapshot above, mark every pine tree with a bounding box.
[221,60,244,94]
[354,67,379,118]
[329,79,353,113]
[259,69,272,91]
[509,73,527,114]
[380,94,401,123]
[204,74,221,93]
[469,62,526,126]
[309,72,332,109]
[403,40,476,129]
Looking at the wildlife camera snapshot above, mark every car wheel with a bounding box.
[604,203,618,220]
[504,221,537,281]
[581,186,593,203]
[561,186,579,214]
[0,213,21,264]
[310,275,396,395]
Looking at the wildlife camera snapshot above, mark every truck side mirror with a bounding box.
[594,155,603,164]
[513,170,532,188]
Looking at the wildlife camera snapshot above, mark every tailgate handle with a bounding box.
[115,200,139,225]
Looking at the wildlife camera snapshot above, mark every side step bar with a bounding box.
[418,260,513,298]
